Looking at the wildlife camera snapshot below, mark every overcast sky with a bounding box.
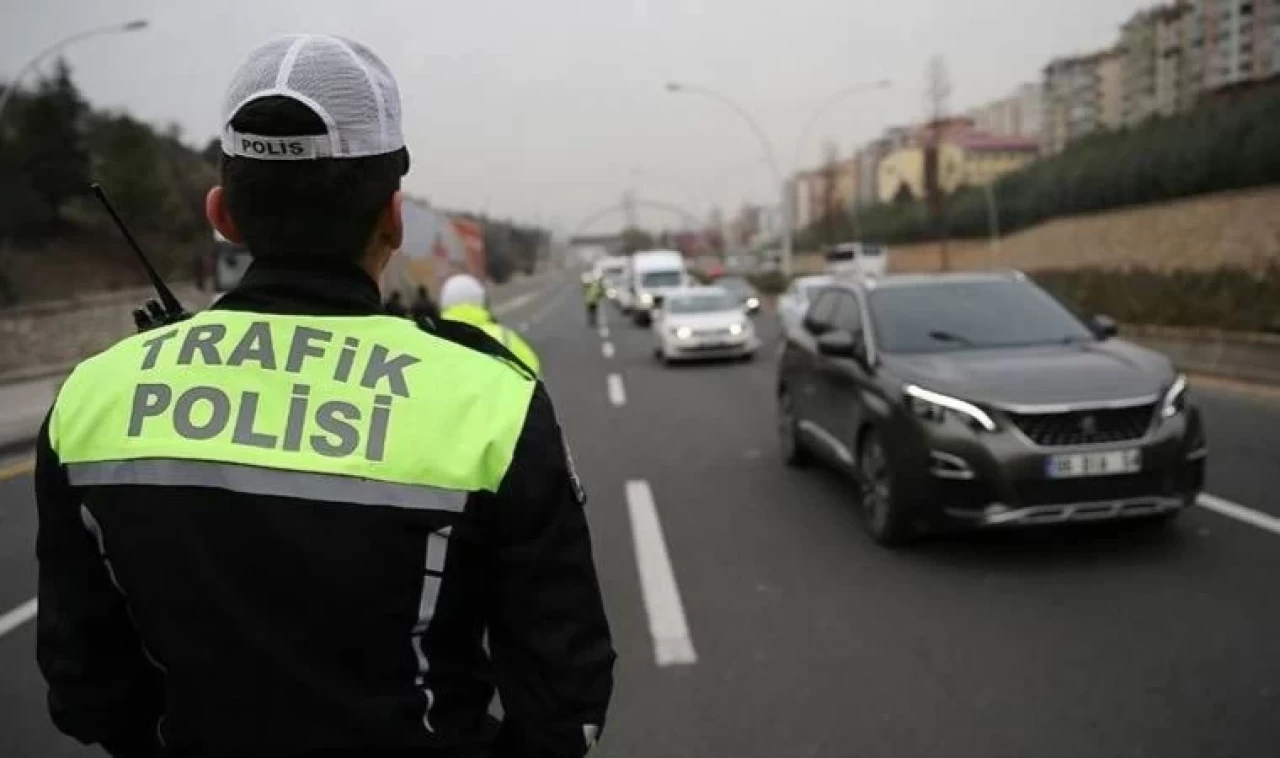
[4,0,1153,234]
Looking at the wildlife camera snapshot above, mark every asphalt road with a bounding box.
[2,272,1279,757]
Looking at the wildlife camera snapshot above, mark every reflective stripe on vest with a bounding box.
[51,311,535,502]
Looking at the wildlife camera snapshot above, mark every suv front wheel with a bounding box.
[857,428,915,547]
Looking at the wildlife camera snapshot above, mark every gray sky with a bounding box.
[3,0,1152,234]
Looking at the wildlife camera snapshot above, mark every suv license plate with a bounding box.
[1046,450,1141,478]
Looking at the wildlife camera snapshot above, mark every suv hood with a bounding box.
[880,339,1175,407]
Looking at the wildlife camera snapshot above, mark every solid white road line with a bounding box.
[625,480,697,667]
[602,342,615,359]
[1198,493,1280,536]
[607,374,626,406]
[599,325,610,339]
[0,597,37,638]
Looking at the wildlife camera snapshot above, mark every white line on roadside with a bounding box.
[602,342,615,359]
[607,374,626,406]
[0,597,36,638]
[599,325,610,339]
[625,480,697,667]
[1198,493,1280,536]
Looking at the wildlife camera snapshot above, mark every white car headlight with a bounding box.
[728,322,744,336]
[746,297,760,309]
[1160,374,1188,419]
[640,292,654,305]
[904,384,996,432]
[674,326,693,340]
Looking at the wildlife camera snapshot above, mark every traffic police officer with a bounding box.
[439,273,541,376]
[34,34,614,758]
[583,278,603,327]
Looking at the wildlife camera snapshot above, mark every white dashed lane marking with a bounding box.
[607,374,626,407]
[625,480,697,667]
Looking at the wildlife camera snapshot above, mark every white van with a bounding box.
[628,249,688,326]
[592,256,630,302]
[824,242,888,278]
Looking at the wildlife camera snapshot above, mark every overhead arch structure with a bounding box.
[568,197,703,246]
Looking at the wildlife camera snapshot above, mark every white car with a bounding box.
[652,286,758,364]
[776,274,834,336]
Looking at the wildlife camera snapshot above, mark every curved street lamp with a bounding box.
[665,81,792,275]
[792,79,892,190]
[0,19,149,127]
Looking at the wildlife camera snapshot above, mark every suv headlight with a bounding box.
[640,292,654,306]
[673,326,692,340]
[1160,374,1188,419]
[728,322,745,336]
[905,384,997,432]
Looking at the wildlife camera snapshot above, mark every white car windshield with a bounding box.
[665,291,738,314]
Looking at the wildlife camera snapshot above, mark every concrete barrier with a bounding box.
[1122,324,1280,386]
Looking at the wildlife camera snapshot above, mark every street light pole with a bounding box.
[0,19,149,128]
[791,80,891,242]
[665,81,792,277]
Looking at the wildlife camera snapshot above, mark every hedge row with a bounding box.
[742,265,1280,333]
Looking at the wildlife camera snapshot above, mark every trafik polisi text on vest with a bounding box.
[127,321,422,461]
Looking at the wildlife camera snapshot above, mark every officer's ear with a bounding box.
[376,190,405,253]
[205,186,243,244]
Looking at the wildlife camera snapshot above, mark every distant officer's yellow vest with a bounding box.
[441,303,541,377]
[49,311,536,509]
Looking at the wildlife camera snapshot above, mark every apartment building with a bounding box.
[1185,0,1280,91]
[1042,49,1124,154]
[1120,3,1192,125]
[965,82,1045,143]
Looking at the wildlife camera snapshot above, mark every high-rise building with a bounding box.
[1042,49,1123,154]
[1120,3,1192,126]
[1185,0,1280,96]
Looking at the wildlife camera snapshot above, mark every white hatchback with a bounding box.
[652,286,758,364]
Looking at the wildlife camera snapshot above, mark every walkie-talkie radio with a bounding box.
[89,182,192,332]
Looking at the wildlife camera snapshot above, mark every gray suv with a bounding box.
[776,271,1207,546]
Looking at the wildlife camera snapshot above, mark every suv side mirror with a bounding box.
[816,330,856,358]
[1091,314,1118,339]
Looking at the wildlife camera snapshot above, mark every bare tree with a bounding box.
[819,140,843,247]
[923,55,952,271]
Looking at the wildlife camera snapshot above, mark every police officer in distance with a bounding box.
[439,273,541,376]
[34,33,614,758]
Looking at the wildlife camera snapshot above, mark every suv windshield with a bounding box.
[666,291,737,314]
[867,279,1095,354]
[641,270,683,288]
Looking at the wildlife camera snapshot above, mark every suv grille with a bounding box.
[1007,404,1156,447]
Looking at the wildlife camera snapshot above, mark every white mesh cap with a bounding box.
[220,34,405,161]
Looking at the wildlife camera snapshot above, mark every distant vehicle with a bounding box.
[212,229,252,292]
[593,256,630,302]
[652,286,758,364]
[628,249,689,326]
[824,242,888,277]
[775,270,1206,546]
[776,274,834,336]
[711,273,761,315]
